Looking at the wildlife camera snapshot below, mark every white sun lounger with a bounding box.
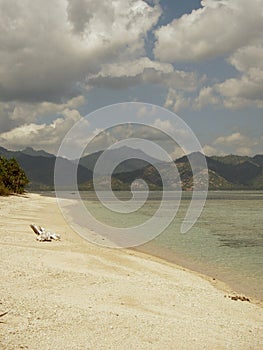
[30,224,61,241]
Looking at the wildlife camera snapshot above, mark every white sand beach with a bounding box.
[0,193,262,349]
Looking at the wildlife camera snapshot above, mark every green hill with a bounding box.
[1,146,263,191]
[0,147,92,190]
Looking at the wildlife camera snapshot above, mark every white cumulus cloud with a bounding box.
[154,0,263,62]
[87,57,199,92]
[0,107,84,153]
[215,45,263,109]
[203,132,263,156]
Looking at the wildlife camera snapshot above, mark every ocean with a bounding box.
[48,190,263,301]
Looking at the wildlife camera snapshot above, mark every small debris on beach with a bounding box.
[228,295,250,302]
[30,224,61,242]
[0,311,8,323]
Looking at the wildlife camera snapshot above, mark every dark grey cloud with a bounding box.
[67,0,94,34]
[0,0,161,103]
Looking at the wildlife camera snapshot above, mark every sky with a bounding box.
[0,0,262,157]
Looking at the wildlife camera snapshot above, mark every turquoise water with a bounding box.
[80,191,263,301]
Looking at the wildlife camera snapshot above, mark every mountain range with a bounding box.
[0,146,263,190]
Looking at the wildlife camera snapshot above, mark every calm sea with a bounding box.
[44,191,263,301]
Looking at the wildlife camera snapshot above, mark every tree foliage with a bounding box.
[0,156,29,195]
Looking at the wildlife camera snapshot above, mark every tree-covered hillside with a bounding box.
[1,146,263,191]
[0,156,29,195]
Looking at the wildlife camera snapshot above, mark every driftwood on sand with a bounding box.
[30,224,61,242]
[0,311,8,323]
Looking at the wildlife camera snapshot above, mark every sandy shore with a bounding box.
[0,193,262,349]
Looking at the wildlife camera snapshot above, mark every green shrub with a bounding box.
[0,156,29,195]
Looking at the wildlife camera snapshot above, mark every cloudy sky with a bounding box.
[0,0,262,157]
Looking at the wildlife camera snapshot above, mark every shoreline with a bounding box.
[1,192,262,349]
[132,244,263,306]
[9,191,263,304]
[132,246,263,307]
[49,190,263,304]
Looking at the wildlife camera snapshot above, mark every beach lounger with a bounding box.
[30,224,61,241]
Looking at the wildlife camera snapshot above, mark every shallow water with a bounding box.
[80,191,263,300]
[43,190,263,300]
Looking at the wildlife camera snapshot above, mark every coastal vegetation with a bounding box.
[0,156,29,195]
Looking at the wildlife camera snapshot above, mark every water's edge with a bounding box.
[38,190,263,304]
